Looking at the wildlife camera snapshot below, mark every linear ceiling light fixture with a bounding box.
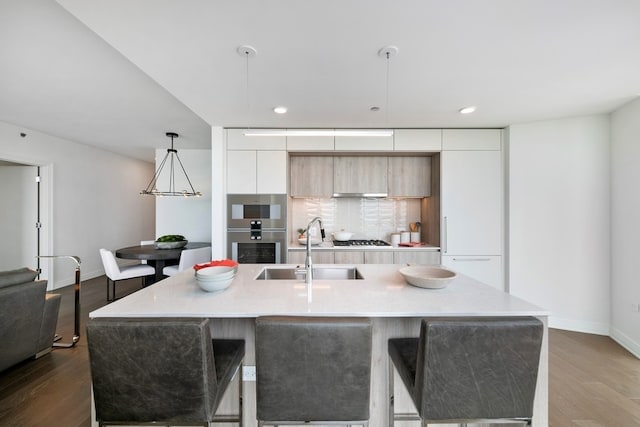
[140,132,201,197]
[243,129,394,137]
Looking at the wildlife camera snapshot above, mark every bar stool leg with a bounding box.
[389,356,395,426]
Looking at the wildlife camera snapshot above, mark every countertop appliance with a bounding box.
[332,239,391,247]
[227,194,286,263]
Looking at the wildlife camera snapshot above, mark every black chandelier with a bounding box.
[140,132,201,197]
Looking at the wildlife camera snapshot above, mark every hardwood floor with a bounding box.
[1,275,639,426]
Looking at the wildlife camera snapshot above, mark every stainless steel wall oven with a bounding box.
[227,194,287,264]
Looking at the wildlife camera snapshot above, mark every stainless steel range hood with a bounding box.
[332,192,388,199]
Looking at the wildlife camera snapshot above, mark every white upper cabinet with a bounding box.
[394,129,442,151]
[226,129,287,150]
[226,130,287,194]
[257,151,287,194]
[335,133,394,151]
[227,150,257,193]
[287,135,335,151]
[441,150,502,255]
[442,129,501,150]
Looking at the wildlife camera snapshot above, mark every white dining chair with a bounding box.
[163,246,212,277]
[99,248,155,302]
[139,240,155,264]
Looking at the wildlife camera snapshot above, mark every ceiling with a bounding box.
[1,1,639,162]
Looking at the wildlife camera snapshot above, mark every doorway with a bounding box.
[0,160,51,282]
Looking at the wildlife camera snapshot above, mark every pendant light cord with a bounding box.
[385,51,390,127]
[245,50,250,131]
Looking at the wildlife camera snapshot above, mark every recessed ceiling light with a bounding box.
[273,106,287,114]
[459,106,477,114]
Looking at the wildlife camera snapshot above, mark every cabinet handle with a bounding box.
[452,258,491,262]
[443,216,448,254]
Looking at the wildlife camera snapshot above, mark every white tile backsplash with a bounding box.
[291,198,422,242]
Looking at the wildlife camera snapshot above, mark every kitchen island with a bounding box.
[90,264,549,427]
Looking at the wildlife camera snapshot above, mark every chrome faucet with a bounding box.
[304,216,325,286]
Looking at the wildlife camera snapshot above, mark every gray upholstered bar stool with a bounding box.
[255,316,372,426]
[388,316,543,426]
[87,317,245,426]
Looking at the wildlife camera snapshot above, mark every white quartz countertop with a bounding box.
[90,264,547,319]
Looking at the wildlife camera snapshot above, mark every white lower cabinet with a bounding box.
[441,255,503,291]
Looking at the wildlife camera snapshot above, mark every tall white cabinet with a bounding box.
[440,129,504,290]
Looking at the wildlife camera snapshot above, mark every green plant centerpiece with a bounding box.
[155,234,188,249]
[297,228,306,239]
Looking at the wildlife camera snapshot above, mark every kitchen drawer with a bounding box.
[334,251,364,264]
[365,251,394,264]
[287,251,334,264]
[394,251,440,265]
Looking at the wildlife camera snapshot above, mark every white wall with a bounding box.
[0,165,37,270]
[610,98,640,357]
[0,121,155,288]
[507,116,610,334]
[211,127,226,259]
[155,148,212,242]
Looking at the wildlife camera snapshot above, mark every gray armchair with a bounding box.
[0,267,61,372]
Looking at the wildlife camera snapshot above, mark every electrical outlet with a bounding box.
[632,303,640,313]
[243,365,256,381]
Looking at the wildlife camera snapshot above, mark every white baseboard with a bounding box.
[610,326,640,359]
[549,316,610,336]
[52,268,104,290]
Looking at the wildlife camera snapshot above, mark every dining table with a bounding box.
[115,241,210,284]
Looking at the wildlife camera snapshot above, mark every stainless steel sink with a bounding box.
[255,267,363,280]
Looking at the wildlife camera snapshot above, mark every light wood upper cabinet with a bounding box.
[334,156,388,194]
[388,156,431,197]
[290,156,334,197]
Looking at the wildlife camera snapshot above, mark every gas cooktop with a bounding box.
[332,239,391,247]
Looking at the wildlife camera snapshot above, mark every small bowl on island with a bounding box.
[399,266,457,289]
[196,266,237,292]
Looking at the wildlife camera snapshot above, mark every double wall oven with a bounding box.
[227,194,287,264]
